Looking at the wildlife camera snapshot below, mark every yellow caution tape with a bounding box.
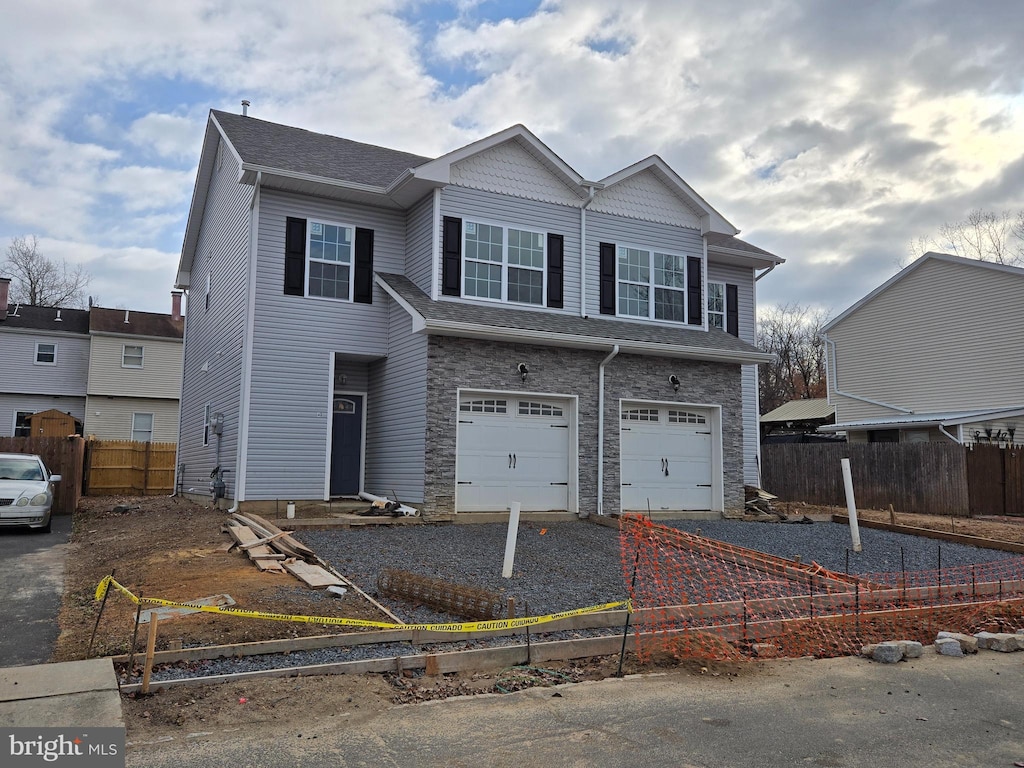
[94,576,630,633]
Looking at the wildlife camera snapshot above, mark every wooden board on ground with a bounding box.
[282,560,345,589]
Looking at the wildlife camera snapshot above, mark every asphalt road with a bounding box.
[126,650,1024,768]
[0,514,73,666]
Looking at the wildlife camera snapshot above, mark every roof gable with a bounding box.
[594,157,737,235]
[449,137,586,206]
[824,252,1024,332]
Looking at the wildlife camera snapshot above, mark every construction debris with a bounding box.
[378,568,506,620]
[358,491,420,517]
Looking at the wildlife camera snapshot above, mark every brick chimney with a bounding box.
[0,277,10,321]
[171,290,183,322]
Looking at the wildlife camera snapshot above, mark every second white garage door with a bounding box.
[620,403,716,512]
[456,395,571,512]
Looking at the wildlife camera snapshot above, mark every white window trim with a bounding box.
[34,342,57,366]
[122,344,144,368]
[306,218,355,303]
[203,403,211,447]
[707,280,726,330]
[461,219,547,306]
[614,243,690,323]
[131,412,154,443]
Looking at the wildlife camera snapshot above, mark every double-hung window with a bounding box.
[131,413,154,443]
[463,221,545,305]
[617,246,687,322]
[35,342,57,365]
[122,344,144,368]
[307,220,354,300]
[707,281,726,330]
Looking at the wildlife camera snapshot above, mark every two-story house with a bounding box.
[0,277,89,436]
[0,276,184,441]
[85,300,184,442]
[174,110,783,518]
[820,252,1024,444]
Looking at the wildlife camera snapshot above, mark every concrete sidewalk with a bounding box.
[0,658,124,727]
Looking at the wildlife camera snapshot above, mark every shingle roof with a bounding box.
[212,110,432,188]
[89,307,183,339]
[0,305,90,334]
[377,273,768,360]
[705,232,780,260]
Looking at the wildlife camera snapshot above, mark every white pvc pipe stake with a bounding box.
[841,458,862,552]
[502,502,521,578]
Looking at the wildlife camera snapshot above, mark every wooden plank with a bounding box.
[253,558,285,572]
[832,514,1024,553]
[282,560,345,588]
[238,512,315,557]
[239,530,293,550]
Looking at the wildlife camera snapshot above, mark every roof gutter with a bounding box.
[423,320,774,364]
[596,345,619,516]
[824,333,913,415]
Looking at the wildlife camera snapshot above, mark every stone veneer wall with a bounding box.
[423,336,744,518]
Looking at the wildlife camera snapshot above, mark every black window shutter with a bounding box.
[546,233,564,308]
[686,256,702,325]
[354,228,374,304]
[599,242,616,315]
[284,217,306,296]
[442,217,462,296]
[726,283,739,337]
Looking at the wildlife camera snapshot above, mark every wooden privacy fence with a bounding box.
[0,436,84,516]
[761,442,973,517]
[84,440,177,496]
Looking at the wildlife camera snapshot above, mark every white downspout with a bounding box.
[596,344,619,516]
[938,423,962,444]
[824,334,913,414]
[230,171,262,514]
[580,186,596,318]
[755,264,778,282]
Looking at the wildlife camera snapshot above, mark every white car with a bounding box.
[0,453,62,533]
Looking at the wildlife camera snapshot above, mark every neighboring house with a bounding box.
[0,277,90,437]
[820,252,1024,444]
[759,398,837,442]
[0,276,184,442]
[174,109,783,518]
[85,298,184,442]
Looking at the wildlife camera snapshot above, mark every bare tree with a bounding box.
[911,208,1024,266]
[757,303,830,414]
[0,236,91,307]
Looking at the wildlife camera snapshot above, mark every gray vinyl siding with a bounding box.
[83,396,180,442]
[438,185,581,313]
[87,335,182,399]
[828,259,1024,424]
[0,329,89,397]
[0,394,86,437]
[405,193,434,295]
[243,189,407,500]
[708,262,760,485]
[365,300,428,502]
[585,211,705,320]
[176,145,251,497]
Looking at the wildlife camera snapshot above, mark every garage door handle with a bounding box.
[459,420,474,424]
[513,453,517,469]
[550,424,569,428]
[697,484,711,487]
[664,458,670,476]
[509,454,513,468]
[458,481,473,485]
[621,483,633,486]
[697,430,711,435]
[550,482,568,486]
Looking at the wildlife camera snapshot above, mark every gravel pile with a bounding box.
[140,518,1021,683]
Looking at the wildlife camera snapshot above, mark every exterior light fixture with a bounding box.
[518,363,529,382]
[669,375,681,392]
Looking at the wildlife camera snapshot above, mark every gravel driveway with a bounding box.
[298,517,1021,623]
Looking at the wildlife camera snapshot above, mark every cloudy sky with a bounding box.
[1,0,1021,318]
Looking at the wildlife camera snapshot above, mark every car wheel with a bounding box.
[39,518,52,534]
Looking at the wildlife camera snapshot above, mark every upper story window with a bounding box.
[707,282,726,330]
[122,344,144,368]
[617,246,687,322]
[35,342,57,365]
[463,221,545,305]
[308,220,354,301]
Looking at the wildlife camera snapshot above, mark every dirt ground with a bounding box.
[54,495,1024,741]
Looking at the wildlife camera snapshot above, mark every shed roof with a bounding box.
[760,398,835,423]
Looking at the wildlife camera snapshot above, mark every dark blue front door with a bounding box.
[330,395,363,496]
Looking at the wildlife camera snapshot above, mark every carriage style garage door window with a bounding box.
[620,402,717,511]
[456,394,572,512]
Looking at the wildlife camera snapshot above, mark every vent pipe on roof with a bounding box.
[241,100,250,116]
[55,309,62,322]
[124,310,130,324]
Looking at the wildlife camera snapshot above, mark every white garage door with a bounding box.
[456,396,571,512]
[620,403,714,511]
